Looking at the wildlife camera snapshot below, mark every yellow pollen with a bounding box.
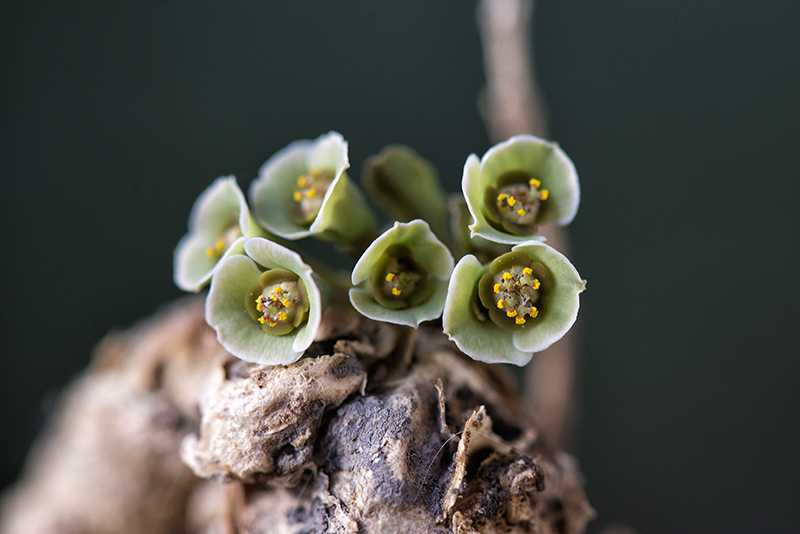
[267,318,277,327]
[515,316,526,325]
[310,169,321,177]
[392,288,401,296]
[278,311,287,321]
[258,316,267,324]
[530,307,539,318]
[297,176,308,188]
[386,273,396,282]
[517,208,526,216]
[529,178,541,188]
[540,189,549,201]
[506,309,517,317]
[503,272,513,281]
[507,196,517,207]
[497,193,507,201]
[532,279,541,290]
[522,267,533,276]
[282,298,291,308]
[274,287,284,295]
[205,239,226,257]
[493,283,502,294]
[497,299,505,309]
[293,191,302,202]
[307,188,316,198]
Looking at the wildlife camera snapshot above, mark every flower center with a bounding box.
[370,244,433,310]
[205,221,241,258]
[290,169,335,227]
[246,269,309,336]
[477,251,552,330]
[483,171,550,236]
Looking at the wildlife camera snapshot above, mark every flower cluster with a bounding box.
[175,132,585,366]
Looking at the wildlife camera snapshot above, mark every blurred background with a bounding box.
[2,1,799,532]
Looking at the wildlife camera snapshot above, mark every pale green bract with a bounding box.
[174,176,265,292]
[249,131,377,243]
[350,220,454,328]
[205,237,324,365]
[463,134,580,245]
[442,241,585,366]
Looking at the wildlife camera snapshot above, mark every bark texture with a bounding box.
[1,297,594,534]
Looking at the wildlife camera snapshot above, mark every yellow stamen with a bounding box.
[503,272,513,281]
[515,316,526,325]
[497,193,507,201]
[540,189,549,201]
[506,309,517,317]
[507,196,517,207]
[517,208,526,216]
[274,287,284,295]
[282,299,291,308]
[310,169,321,177]
[258,316,267,324]
[266,317,277,327]
[205,239,226,257]
[530,307,539,318]
[297,176,308,188]
[522,267,533,276]
[493,283,502,294]
[386,273,396,282]
[497,299,505,309]
[532,279,541,290]
[293,191,302,202]
[529,178,541,188]
[278,311,287,321]
[307,188,316,198]
[392,288,401,296]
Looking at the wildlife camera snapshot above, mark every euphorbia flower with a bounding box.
[442,241,585,366]
[463,135,580,245]
[249,132,377,246]
[349,220,454,328]
[174,176,265,292]
[205,237,324,365]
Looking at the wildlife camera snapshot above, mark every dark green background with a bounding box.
[2,1,798,532]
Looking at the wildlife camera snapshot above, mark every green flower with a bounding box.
[249,131,377,246]
[205,237,324,365]
[174,176,264,292]
[463,135,580,245]
[349,220,454,328]
[442,242,585,366]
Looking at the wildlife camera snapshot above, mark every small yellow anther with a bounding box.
[497,193,507,201]
[307,188,316,198]
[522,267,533,276]
[293,191,302,202]
[515,316,526,325]
[493,283,502,294]
[532,279,541,290]
[506,309,517,318]
[282,298,291,308]
[539,189,549,201]
[529,178,541,188]
[385,273,396,282]
[274,287,284,295]
[205,239,226,257]
[297,176,308,188]
[503,272,513,281]
[497,299,505,309]
[258,316,267,324]
[392,288,401,296]
[278,311,287,321]
[310,169,321,177]
[530,306,539,318]
[507,196,517,207]
[517,208,526,216]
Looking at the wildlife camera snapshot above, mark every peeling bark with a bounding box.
[0,297,594,534]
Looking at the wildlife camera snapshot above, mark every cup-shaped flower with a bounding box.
[174,176,265,292]
[349,220,454,328]
[205,237,323,365]
[442,241,585,366]
[249,131,377,245]
[463,135,580,245]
